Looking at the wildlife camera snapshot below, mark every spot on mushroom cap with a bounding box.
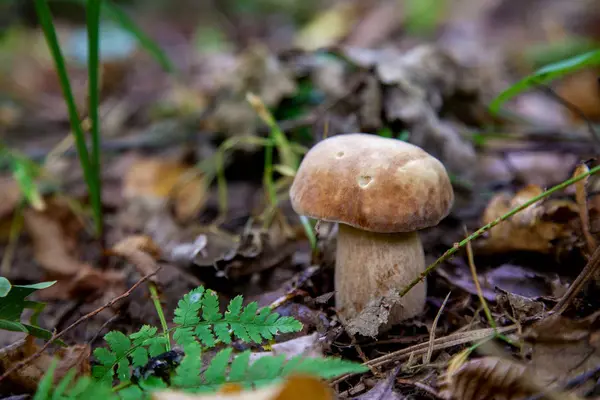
[290,133,454,233]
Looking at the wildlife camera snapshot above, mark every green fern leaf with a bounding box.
[240,301,258,322]
[195,325,215,347]
[229,322,251,343]
[116,359,130,382]
[212,322,231,344]
[93,347,116,366]
[117,385,145,400]
[130,347,149,368]
[281,356,369,379]
[247,355,287,382]
[228,350,251,382]
[130,325,158,345]
[173,287,205,326]
[204,347,232,385]
[201,291,222,322]
[105,331,131,357]
[226,295,243,318]
[147,336,168,357]
[172,342,203,388]
[173,326,195,347]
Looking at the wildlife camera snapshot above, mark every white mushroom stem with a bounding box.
[335,223,426,329]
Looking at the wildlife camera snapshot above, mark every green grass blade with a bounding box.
[33,0,101,236]
[490,49,600,114]
[102,0,175,73]
[87,0,103,237]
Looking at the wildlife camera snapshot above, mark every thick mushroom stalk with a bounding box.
[335,224,425,327]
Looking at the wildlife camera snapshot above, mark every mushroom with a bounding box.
[290,133,453,333]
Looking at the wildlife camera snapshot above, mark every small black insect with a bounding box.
[131,348,185,386]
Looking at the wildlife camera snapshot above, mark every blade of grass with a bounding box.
[52,0,176,74]
[490,49,600,114]
[87,0,103,237]
[400,164,600,297]
[101,0,175,73]
[33,0,100,237]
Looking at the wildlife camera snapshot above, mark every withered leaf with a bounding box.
[476,184,579,254]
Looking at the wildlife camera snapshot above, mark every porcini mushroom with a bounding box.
[290,133,453,333]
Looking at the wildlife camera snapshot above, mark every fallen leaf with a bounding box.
[110,235,162,278]
[556,68,600,123]
[22,206,123,300]
[151,374,333,400]
[476,184,579,254]
[294,3,361,51]
[495,289,547,322]
[249,332,322,363]
[438,355,577,400]
[0,338,89,393]
[438,263,566,301]
[523,312,600,388]
[353,366,402,400]
[0,177,22,221]
[122,156,207,222]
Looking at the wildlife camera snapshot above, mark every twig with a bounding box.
[573,163,597,255]
[465,228,496,330]
[424,292,451,364]
[0,266,161,383]
[551,246,600,315]
[330,325,517,385]
[400,164,600,297]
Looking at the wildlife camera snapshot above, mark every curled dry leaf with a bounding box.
[22,206,124,300]
[122,156,206,222]
[438,356,573,400]
[0,338,90,393]
[151,374,333,400]
[110,235,162,278]
[476,184,579,254]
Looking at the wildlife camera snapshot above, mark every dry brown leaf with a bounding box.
[523,312,600,389]
[0,338,90,393]
[122,156,206,222]
[151,374,333,400]
[0,177,22,221]
[22,206,123,300]
[556,68,600,122]
[438,356,574,400]
[294,2,361,51]
[476,184,579,254]
[110,235,162,278]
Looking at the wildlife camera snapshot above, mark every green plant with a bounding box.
[34,285,367,399]
[31,0,176,239]
[0,277,57,341]
[489,49,600,114]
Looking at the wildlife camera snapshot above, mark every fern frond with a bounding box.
[34,366,116,400]
[173,290,303,348]
[171,348,369,393]
[92,325,164,383]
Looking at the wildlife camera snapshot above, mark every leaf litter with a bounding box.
[2,0,600,399]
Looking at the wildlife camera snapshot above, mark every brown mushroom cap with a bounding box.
[290,133,454,233]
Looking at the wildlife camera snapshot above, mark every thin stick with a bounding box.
[400,164,600,297]
[330,325,516,385]
[465,228,496,330]
[574,163,596,255]
[0,266,161,383]
[424,292,451,364]
[551,246,600,315]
